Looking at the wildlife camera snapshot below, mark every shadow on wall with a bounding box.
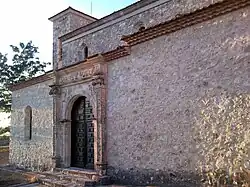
[108,166,201,186]
[194,93,250,186]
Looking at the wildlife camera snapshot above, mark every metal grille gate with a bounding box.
[71,97,94,169]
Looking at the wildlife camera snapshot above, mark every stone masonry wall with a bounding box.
[61,0,222,67]
[9,80,53,170]
[107,7,250,186]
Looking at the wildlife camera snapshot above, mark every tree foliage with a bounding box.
[0,41,50,112]
[0,126,10,135]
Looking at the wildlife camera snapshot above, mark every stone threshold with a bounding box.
[55,167,99,180]
[37,170,96,187]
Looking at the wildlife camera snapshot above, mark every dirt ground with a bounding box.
[0,147,23,186]
[0,149,9,165]
[0,149,39,186]
[0,169,28,186]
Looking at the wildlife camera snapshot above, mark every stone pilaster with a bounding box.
[49,72,61,170]
[92,74,107,176]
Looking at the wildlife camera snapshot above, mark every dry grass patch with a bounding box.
[0,146,8,165]
[0,146,8,153]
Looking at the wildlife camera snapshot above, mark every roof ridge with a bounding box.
[49,6,98,22]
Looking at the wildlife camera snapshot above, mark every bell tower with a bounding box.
[49,7,97,69]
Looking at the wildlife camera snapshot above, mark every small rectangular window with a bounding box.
[24,106,32,140]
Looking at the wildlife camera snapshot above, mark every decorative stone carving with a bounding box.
[88,84,97,96]
[92,75,105,87]
[52,59,108,175]
[92,72,107,175]
[51,72,61,169]
[49,85,61,96]
[59,64,101,85]
[96,163,108,176]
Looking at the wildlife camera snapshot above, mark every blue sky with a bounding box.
[0,0,138,66]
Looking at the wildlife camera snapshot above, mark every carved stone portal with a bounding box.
[52,59,107,177]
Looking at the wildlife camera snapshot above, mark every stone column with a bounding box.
[92,74,107,176]
[49,76,61,170]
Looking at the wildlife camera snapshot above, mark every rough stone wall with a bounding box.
[61,38,88,67]
[9,80,53,170]
[61,0,222,67]
[52,13,94,69]
[107,7,250,186]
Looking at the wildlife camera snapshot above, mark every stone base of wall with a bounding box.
[107,166,201,186]
[9,140,53,172]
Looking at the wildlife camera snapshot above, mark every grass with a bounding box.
[0,146,8,153]
[0,146,8,165]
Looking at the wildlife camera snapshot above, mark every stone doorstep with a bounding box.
[37,172,96,187]
[56,168,99,180]
[39,178,78,187]
[40,179,95,187]
[38,172,71,181]
[10,183,41,187]
[44,168,111,186]
[23,172,41,182]
[96,186,160,187]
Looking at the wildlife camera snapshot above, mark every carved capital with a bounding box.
[92,75,105,87]
[49,85,61,96]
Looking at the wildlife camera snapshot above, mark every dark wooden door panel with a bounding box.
[71,97,94,169]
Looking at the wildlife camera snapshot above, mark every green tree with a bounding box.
[0,126,10,135]
[0,41,50,112]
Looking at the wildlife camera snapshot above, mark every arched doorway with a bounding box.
[71,96,94,169]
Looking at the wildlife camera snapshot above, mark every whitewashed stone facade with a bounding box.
[9,0,250,186]
[10,79,53,170]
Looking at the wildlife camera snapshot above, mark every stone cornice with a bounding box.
[8,71,54,91]
[103,46,131,62]
[122,0,250,46]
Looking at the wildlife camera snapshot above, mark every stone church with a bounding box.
[9,0,250,185]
